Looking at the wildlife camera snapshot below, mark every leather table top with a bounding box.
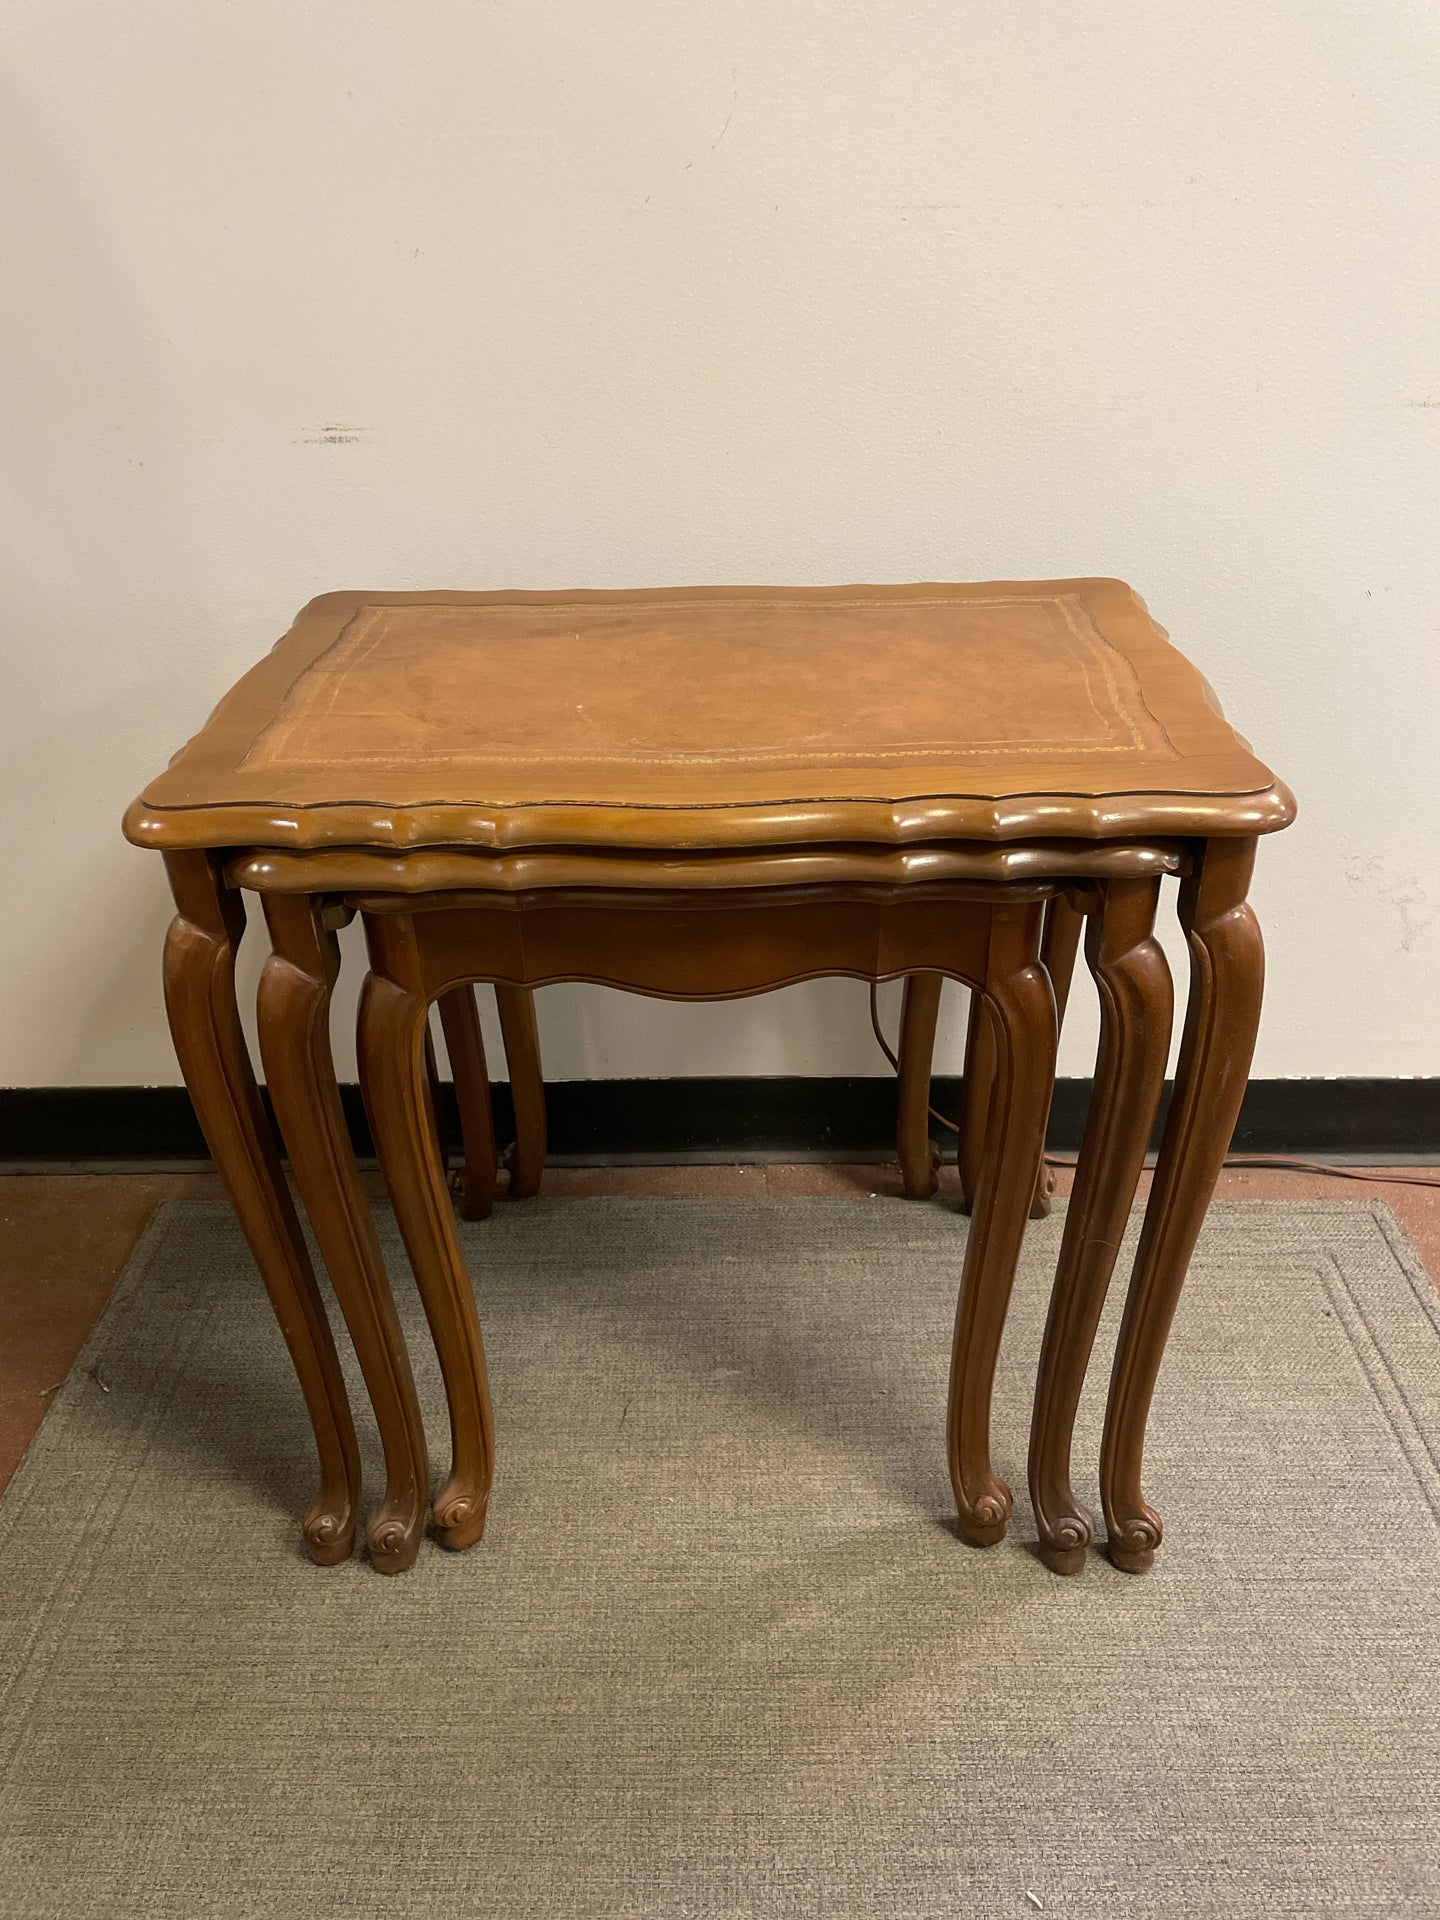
[124,581,1293,854]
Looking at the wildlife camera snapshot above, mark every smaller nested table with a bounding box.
[124,581,1293,1577]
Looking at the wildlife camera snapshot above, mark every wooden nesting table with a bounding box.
[124,580,1293,1577]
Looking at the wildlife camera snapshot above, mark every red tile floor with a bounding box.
[3,1160,1437,1498]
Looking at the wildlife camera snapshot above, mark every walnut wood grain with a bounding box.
[1028,879,1172,1573]
[161,851,360,1564]
[257,892,430,1574]
[1101,838,1265,1573]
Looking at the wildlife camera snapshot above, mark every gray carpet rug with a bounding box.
[2,1196,1437,1918]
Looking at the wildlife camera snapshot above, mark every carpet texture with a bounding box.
[1,1196,1437,1918]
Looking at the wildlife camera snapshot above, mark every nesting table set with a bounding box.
[124,580,1293,1577]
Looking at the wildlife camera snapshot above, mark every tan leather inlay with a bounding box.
[242,593,1176,776]
[124,580,1295,851]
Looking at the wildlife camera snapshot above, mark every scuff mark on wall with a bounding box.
[711,67,738,151]
[1344,855,1437,955]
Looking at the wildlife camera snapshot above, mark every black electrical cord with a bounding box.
[866,982,1440,1189]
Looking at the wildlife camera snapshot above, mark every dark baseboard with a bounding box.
[3,1077,1439,1163]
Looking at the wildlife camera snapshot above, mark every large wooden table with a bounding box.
[124,580,1293,1577]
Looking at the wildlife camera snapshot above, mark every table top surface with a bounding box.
[124,580,1293,854]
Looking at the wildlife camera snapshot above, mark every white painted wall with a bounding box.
[3,3,1438,1090]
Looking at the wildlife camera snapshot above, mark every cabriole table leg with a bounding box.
[359,956,496,1552]
[258,893,431,1574]
[948,904,1058,1545]
[161,851,360,1564]
[436,987,500,1222]
[955,992,997,1217]
[1028,892,1086,1218]
[954,888,1082,1222]
[896,974,944,1199]
[422,1024,448,1172]
[495,985,546,1198]
[1028,878,1172,1573]
[1101,838,1264,1573]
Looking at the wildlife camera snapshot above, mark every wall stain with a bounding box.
[1344,854,1437,955]
[299,425,364,445]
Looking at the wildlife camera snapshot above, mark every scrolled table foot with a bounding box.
[1106,1509,1162,1575]
[302,1495,358,1567]
[1036,1509,1092,1576]
[367,1499,427,1575]
[434,1487,490,1551]
[954,1477,1014,1548]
